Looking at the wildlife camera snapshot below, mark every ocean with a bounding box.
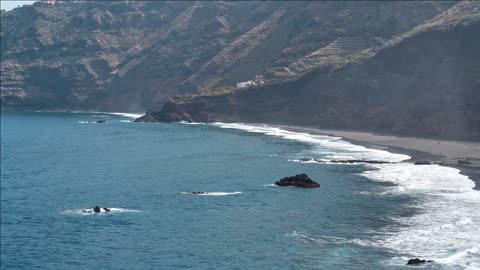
[1,111,479,269]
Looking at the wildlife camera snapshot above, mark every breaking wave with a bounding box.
[285,230,370,247]
[208,122,479,268]
[361,163,480,269]
[69,111,143,119]
[178,121,206,125]
[62,207,141,215]
[211,123,409,162]
[181,191,242,196]
[104,112,143,119]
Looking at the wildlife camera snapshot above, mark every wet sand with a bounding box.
[278,125,480,189]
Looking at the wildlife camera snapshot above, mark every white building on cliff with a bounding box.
[236,80,256,88]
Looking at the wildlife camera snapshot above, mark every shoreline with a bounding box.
[7,111,480,189]
[276,125,480,190]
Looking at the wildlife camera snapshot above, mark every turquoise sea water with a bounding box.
[1,111,479,269]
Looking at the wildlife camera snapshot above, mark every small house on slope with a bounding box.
[236,80,256,88]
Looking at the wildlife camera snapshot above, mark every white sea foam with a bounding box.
[119,120,132,123]
[62,207,141,215]
[359,191,375,196]
[69,111,143,119]
[36,110,141,119]
[211,123,409,162]
[285,230,324,244]
[361,164,475,194]
[207,122,479,268]
[285,231,371,247]
[77,120,107,124]
[260,184,278,187]
[178,121,205,125]
[361,163,480,268]
[107,207,141,213]
[434,247,480,268]
[288,158,319,164]
[289,158,382,165]
[105,112,143,119]
[181,191,242,196]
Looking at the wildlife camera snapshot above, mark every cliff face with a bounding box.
[142,2,480,139]
[1,1,455,111]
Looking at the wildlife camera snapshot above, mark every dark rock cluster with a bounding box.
[406,258,434,265]
[275,174,320,188]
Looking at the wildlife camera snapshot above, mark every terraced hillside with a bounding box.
[1,1,455,111]
[138,1,480,139]
[308,37,368,57]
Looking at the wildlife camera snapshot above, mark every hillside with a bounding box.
[1,1,455,111]
[137,1,480,140]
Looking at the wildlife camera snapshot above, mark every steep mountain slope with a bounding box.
[1,1,454,111]
[140,1,480,139]
[1,1,197,109]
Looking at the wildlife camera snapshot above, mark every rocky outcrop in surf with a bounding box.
[406,258,434,265]
[413,160,445,165]
[82,206,110,213]
[458,159,472,165]
[134,110,157,123]
[275,174,320,188]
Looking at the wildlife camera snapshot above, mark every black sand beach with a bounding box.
[279,125,480,190]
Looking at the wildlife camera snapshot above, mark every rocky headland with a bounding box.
[135,1,480,140]
[2,1,460,114]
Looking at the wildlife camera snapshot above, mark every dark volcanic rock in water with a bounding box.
[275,174,320,188]
[406,258,434,265]
[83,206,110,213]
[458,159,472,165]
[96,119,106,124]
[414,160,433,165]
[414,160,444,165]
[134,109,158,123]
